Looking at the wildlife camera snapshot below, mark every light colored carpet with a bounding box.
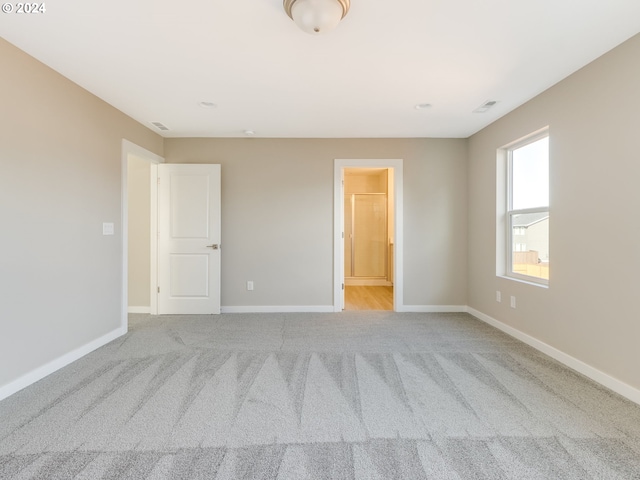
[1,311,639,479]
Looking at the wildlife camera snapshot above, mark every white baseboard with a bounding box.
[467,307,640,406]
[221,305,335,314]
[128,306,150,314]
[0,326,126,402]
[400,305,468,313]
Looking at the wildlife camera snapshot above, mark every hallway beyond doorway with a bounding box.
[344,286,393,311]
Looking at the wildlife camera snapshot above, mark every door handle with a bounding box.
[206,244,219,250]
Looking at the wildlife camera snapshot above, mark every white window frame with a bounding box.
[505,129,549,285]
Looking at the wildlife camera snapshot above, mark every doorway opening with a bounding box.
[343,168,393,310]
[333,159,404,312]
[121,140,163,329]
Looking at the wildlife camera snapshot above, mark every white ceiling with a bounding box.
[2,1,639,138]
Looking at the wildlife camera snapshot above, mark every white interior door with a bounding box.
[158,164,221,314]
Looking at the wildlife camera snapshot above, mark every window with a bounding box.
[506,131,549,283]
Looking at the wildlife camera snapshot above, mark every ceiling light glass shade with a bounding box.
[284,0,350,35]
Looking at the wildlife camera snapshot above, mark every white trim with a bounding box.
[498,274,549,289]
[150,163,158,315]
[221,306,334,314]
[501,126,550,150]
[121,139,165,164]
[0,327,125,402]
[121,143,130,335]
[334,159,404,313]
[333,165,345,312]
[128,306,151,314]
[400,305,468,313]
[467,307,640,406]
[121,139,164,327]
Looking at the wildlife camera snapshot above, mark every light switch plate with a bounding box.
[102,222,115,235]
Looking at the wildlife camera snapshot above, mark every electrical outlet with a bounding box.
[496,291,501,302]
[510,296,516,308]
[247,281,254,291]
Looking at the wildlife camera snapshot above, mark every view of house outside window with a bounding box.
[508,134,549,282]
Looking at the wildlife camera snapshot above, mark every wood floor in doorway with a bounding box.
[344,286,393,311]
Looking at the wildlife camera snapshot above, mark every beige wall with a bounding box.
[0,38,163,390]
[163,138,468,308]
[468,34,640,390]
[127,156,151,307]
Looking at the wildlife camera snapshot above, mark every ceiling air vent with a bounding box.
[473,100,498,113]
[151,121,169,131]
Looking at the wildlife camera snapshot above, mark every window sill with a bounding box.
[498,274,549,289]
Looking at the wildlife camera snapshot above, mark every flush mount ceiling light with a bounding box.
[283,0,350,34]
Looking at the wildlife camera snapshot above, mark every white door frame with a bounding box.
[333,159,404,312]
[121,139,164,330]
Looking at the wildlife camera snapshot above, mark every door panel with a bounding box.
[158,164,221,314]
[170,175,210,238]
[169,254,209,297]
